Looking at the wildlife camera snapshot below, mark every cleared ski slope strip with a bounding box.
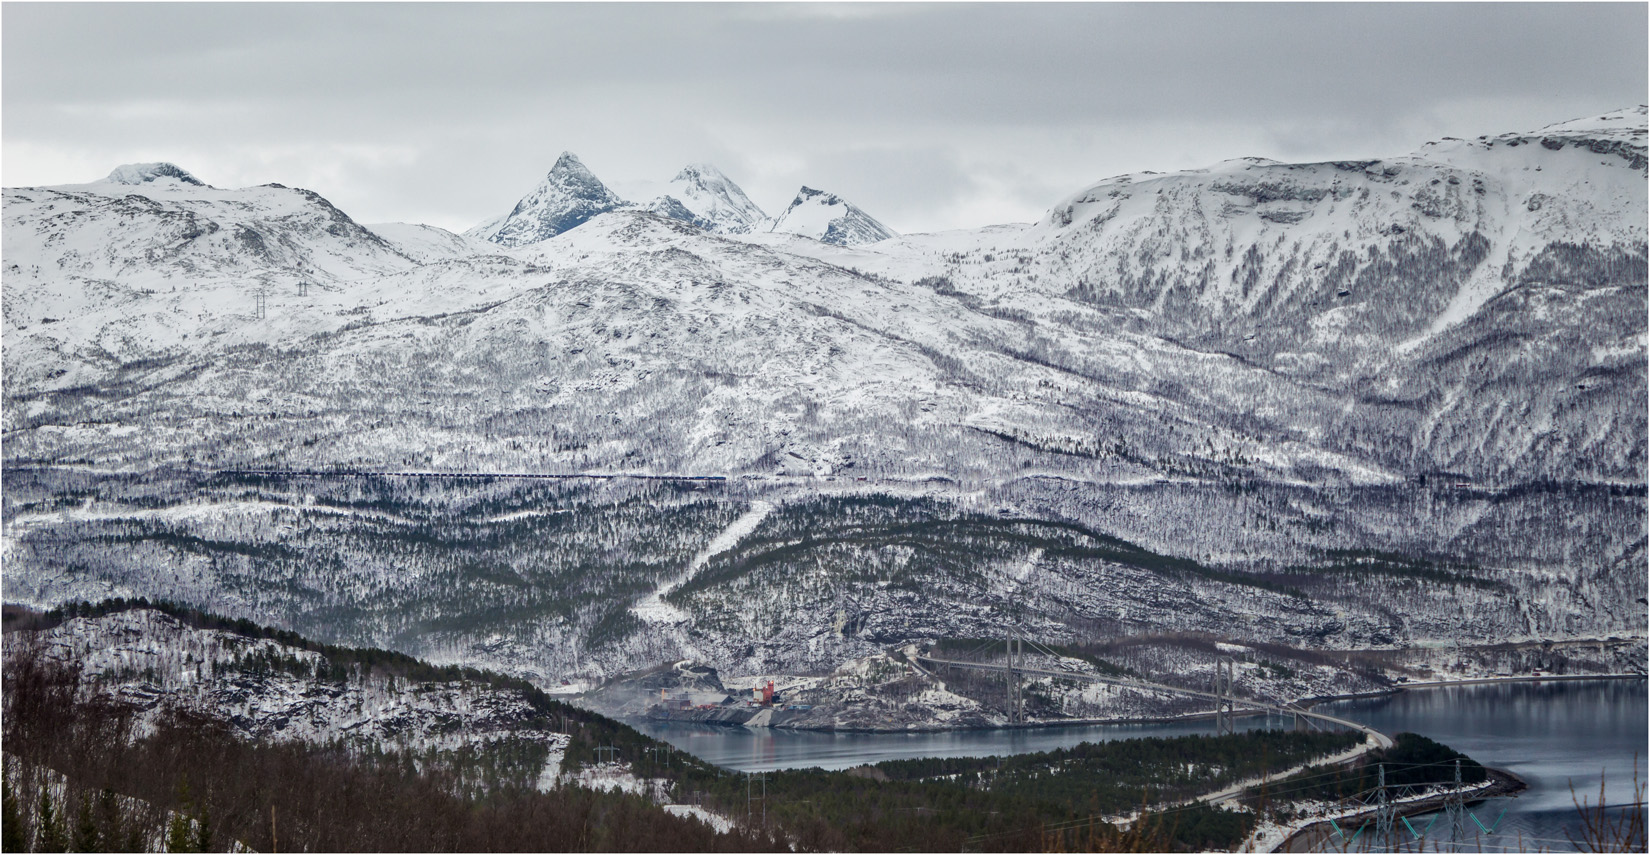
[632,501,775,624]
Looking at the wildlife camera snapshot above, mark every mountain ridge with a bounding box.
[474,156,897,246]
[2,107,1643,687]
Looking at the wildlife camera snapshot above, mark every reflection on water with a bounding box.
[626,678,1646,851]
[625,712,1296,772]
[1318,679,1647,853]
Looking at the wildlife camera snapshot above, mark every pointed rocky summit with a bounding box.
[656,164,768,234]
[468,152,626,247]
[762,186,897,246]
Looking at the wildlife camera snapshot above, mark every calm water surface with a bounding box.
[626,712,1295,772]
[1318,679,1647,852]
[626,679,1646,851]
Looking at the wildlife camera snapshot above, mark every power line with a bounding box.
[958,758,1509,847]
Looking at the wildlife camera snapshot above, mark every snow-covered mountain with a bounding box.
[2,164,417,392]
[637,163,768,234]
[482,157,891,245]
[3,109,1644,688]
[466,152,627,247]
[366,221,501,262]
[105,162,207,187]
[759,186,898,246]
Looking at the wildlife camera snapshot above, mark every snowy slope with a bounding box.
[758,186,898,246]
[366,221,501,263]
[27,610,563,748]
[2,109,1644,686]
[622,163,768,235]
[5,105,1644,483]
[18,608,578,789]
[105,162,207,187]
[1,170,418,395]
[663,163,768,233]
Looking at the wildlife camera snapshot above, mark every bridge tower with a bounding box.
[1003,633,1016,726]
[1213,655,1236,736]
[1003,631,1023,724]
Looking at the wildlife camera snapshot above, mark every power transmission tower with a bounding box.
[1375,763,1396,842]
[254,286,267,319]
[1444,758,1465,841]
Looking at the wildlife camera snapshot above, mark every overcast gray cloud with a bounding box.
[4,3,1644,233]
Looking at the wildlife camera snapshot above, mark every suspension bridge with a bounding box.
[914,640,1394,749]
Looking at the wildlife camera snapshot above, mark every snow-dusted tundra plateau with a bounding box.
[3,108,1645,729]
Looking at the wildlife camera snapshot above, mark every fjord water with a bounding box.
[627,712,1298,773]
[629,679,1645,850]
[1319,679,1647,852]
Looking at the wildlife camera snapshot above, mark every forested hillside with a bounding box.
[7,603,1484,853]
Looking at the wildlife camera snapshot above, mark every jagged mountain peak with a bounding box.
[653,163,767,234]
[531,151,618,201]
[672,162,728,183]
[104,162,206,187]
[549,150,595,175]
[762,185,896,246]
[466,151,627,247]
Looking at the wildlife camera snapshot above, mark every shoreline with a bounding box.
[1299,672,1646,712]
[1272,767,1529,853]
[640,703,1287,736]
[637,672,1645,735]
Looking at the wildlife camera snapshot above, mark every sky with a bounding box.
[3,3,1646,235]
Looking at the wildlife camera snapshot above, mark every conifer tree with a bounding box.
[72,793,100,853]
[166,779,195,853]
[123,816,146,853]
[1,764,26,853]
[193,802,212,853]
[165,811,194,854]
[95,789,123,855]
[37,790,68,853]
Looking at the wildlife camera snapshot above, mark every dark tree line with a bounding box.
[1,638,779,853]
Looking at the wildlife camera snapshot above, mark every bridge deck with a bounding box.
[916,655,1394,749]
